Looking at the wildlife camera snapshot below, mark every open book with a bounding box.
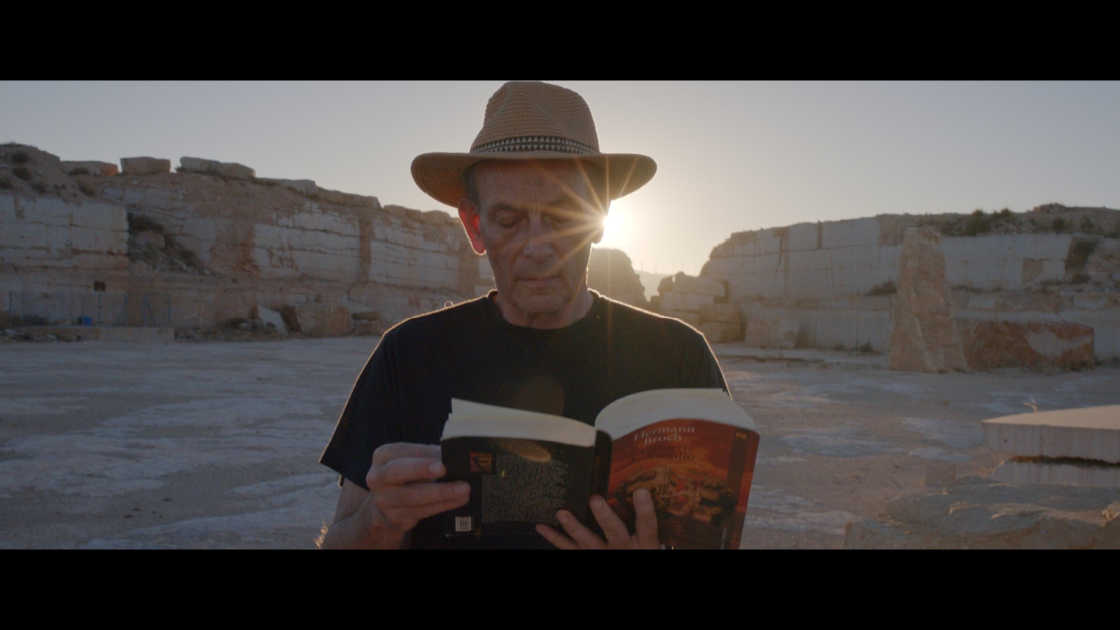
[440,388,760,549]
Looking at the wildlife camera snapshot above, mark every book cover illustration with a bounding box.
[606,419,759,549]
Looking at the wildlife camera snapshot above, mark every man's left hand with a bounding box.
[536,488,660,549]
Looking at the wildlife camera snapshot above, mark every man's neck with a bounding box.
[494,289,594,330]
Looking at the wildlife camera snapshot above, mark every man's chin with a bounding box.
[509,289,569,316]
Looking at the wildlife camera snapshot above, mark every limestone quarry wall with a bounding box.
[0,144,482,333]
[694,208,1120,362]
[0,143,652,336]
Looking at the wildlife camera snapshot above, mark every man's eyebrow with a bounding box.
[488,197,586,213]
[488,202,526,214]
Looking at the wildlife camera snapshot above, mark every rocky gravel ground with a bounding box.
[1,337,1118,548]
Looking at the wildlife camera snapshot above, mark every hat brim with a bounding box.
[411,152,656,209]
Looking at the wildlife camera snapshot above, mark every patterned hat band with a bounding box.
[471,135,598,155]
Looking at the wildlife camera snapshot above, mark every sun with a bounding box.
[599,198,630,243]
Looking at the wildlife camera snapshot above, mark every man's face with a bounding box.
[459,160,605,321]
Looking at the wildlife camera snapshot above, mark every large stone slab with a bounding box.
[888,227,968,372]
[982,405,1120,463]
[179,157,255,180]
[120,157,171,176]
[957,319,1095,370]
[61,161,118,176]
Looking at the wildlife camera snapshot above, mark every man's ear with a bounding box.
[458,198,486,255]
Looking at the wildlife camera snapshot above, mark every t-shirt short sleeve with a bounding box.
[318,330,407,490]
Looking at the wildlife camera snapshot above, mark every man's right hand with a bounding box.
[319,443,470,549]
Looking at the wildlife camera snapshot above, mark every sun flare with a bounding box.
[599,197,632,242]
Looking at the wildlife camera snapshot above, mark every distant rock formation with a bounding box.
[587,247,648,309]
[648,272,742,343]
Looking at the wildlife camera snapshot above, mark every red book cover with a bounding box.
[605,419,760,549]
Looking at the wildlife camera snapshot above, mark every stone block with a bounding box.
[178,157,219,173]
[982,405,1120,463]
[292,303,352,337]
[957,319,1094,370]
[659,291,714,312]
[888,227,968,372]
[258,306,288,335]
[698,321,742,343]
[180,157,254,180]
[821,217,879,250]
[214,162,254,179]
[62,161,118,176]
[120,157,170,176]
[788,222,820,252]
[699,302,741,324]
[669,272,725,297]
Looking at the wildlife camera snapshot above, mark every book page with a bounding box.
[442,399,598,447]
[593,388,757,440]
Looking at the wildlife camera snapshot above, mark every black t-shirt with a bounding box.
[319,289,729,548]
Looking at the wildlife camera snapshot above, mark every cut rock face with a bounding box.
[888,227,968,372]
[957,320,1095,370]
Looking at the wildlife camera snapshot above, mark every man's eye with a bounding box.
[496,214,521,228]
[547,212,578,227]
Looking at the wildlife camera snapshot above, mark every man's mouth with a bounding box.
[518,275,562,289]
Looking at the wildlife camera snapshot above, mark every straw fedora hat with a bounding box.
[411,81,657,208]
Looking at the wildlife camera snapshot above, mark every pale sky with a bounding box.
[3,81,1118,276]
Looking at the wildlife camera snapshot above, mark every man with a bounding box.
[317,81,728,549]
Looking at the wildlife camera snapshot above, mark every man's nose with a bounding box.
[522,215,558,259]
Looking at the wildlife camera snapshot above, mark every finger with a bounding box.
[371,442,442,468]
[377,480,470,508]
[589,495,630,547]
[633,488,660,549]
[535,524,579,550]
[555,510,605,549]
[368,457,446,489]
[377,494,473,531]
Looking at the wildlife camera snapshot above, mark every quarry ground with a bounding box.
[1,337,1118,549]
